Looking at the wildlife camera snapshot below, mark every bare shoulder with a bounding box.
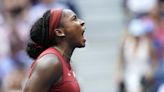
[32,53,63,82]
[35,54,62,71]
[23,54,62,92]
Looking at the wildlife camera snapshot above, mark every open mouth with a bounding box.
[82,30,86,42]
[82,31,85,36]
[81,26,86,42]
[82,27,86,36]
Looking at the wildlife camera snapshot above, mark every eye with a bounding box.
[72,15,77,21]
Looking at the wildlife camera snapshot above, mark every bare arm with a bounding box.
[115,36,126,85]
[117,31,128,75]
[117,37,126,76]
[23,54,62,92]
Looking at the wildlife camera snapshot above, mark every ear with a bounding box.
[54,28,65,37]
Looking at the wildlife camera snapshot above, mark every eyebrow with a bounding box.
[71,14,77,18]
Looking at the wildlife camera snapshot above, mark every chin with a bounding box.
[77,45,85,48]
[76,43,86,48]
[80,45,85,48]
[75,40,86,48]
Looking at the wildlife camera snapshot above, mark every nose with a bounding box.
[80,19,85,26]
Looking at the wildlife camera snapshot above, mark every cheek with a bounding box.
[65,29,79,44]
[66,31,78,40]
[64,22,81,39]
[64,20,81,31]
[67,24,80,32]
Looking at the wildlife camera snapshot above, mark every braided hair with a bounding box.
[26,9,62,59]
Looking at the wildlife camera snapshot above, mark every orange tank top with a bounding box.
[29,47,80,92]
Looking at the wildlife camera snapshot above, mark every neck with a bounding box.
[53,43,75,63]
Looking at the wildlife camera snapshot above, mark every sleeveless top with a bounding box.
[28,47,80,92]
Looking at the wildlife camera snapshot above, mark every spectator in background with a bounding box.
[29,0,82,24]
[30,0,40,6]
[2,68,26,92]
[150,0,164,92]
[58,0,81,18]
[116,18,156,92]
[122,0,157,24]
[29,0,81,18]
[29,0,69,23]
[0,0,32,91]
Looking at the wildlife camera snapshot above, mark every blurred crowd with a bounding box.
[0,0,164,92]
[0,0,81,92]
[116,0,164,92]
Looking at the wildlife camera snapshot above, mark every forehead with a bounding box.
[62,9,76,18]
